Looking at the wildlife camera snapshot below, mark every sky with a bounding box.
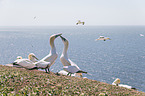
[0,0,145,26]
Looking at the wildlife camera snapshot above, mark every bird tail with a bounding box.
[77,70,87,74]
[28,67,38,70]
[131,88,137,90]
[12,62,22,67]
[7,62,23,68]
[77,70,92,76]
[12,62,18,65]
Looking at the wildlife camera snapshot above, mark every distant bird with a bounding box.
[95,36,111,41]
[112,78,136,90]
[34,16,36,19]
[76,20,85,25]
[36,33,62,73]
[60,35,87,77]
[9,53,39,69]
[140,34,144,37]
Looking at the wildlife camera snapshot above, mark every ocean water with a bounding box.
[0,26,145,91]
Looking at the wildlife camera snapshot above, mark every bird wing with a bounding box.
[15,59,35,69]
[60,56,71,66]
[41,54,58,63]
[35,61,51,68]
[119,84,132,89]
[82,22,85,25]
[63,66,80,73]
[68,59,80,70]
[58,70,69,75]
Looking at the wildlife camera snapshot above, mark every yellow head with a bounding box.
[17,56,22,59]
[113,78,120,85]
[28,53,38,62]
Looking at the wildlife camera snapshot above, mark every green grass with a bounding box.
[0,65,145,96]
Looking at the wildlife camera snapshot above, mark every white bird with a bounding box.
[10,53,38,69]
[58,70,75,76]
[58,70,82,77]
[112,78,136,90]
[36,33,62,73]
[60,35,87,77]
[140,34,144,37]
[76,20,85,25]
[95,36,111,41]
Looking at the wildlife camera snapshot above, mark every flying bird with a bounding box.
[95,36,111,41]
[34,16,36,19]
[76,20,85,25]
[140,34,144,37]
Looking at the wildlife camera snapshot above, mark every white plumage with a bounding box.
[60,35,87,77]
[58,70,83,77]
[34,60,50,69]
[112,78,136,90]
[76,20,85,25]
[95,36,111,41]
[9,53,38,69]
[36,33,62,72]
[14,59,35,69]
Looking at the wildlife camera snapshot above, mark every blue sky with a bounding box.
[0,0,145,26]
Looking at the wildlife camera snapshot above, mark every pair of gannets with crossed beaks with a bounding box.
[59,35,88,77]
[7,53,38,69]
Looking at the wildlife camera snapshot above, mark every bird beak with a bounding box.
[60,35,66,41]
[55,33,62,38]
[33,56,39,60]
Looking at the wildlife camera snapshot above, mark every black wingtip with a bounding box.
[76,70,87,74]
[29,67,38,70]
[131,88,137,90]
[12,62,18,65]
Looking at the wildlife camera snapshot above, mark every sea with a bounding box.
[0,26,145,91]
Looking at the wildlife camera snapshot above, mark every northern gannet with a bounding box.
[112,78,136,90]
[60,35,87,77]
[36,33,62,73]
[9,53,38,69]
[76,20,85,25]
[140,34,144,37]
[95,36,111,41]
[58,70,83,77]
